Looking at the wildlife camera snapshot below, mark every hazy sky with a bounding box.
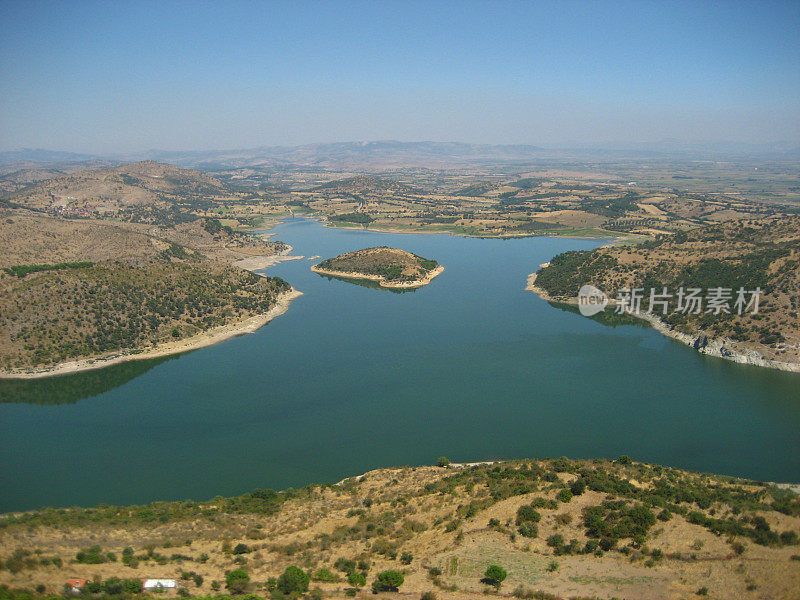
[1,0,798,153]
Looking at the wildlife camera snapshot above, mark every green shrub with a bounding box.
[75,545,106,564]
[556,489,573,503]
[372,570,404,593]
[570,479,587,496]
[347,572,366,588]
[226,568,250,594]
[334,557,356,573]
[482,564,507,589]
[276,566,310,595]
[516,505,542,525]
[312,568,339,582]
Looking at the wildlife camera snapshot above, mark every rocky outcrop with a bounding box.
[638,310,800,372]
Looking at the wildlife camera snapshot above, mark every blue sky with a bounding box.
[1,0,798,153]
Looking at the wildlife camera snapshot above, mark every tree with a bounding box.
[335,557,357,573]
[277,566,310,595]
[123,579,143,594]
[482,564,507,589]
[516,505,541,525]
[103,578,124,595]
[556,489,573,503]
[437,456,451,467]
[371,570,404,593]
[570,478,587,496]
[347,572,366,588]
[225,569,250,594]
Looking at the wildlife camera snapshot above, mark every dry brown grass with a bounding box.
[1,460,798,600]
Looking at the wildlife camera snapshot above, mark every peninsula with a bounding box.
[527,215,800,372]
[0,168,304,380]
[311,246,443,288]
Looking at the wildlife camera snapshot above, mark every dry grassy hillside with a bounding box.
[1,458,798,600]
[0,210,290,373]
[0,260,290,370]
[534,216,800,366]
[5,162,229,222]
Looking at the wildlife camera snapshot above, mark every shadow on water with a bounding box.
[314,272,419,294]
[549,301,648,328]
[0,355,176,405]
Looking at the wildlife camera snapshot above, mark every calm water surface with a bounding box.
[1,218,799,511]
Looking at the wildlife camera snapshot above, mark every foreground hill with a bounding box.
[312,247,442,288]
[0,458,798,600]
[530,216,800,371]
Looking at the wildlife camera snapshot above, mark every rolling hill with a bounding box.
[4,161,230,222]
[0,458,798,600]
[531,216,800,369]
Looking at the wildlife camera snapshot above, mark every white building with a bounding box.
[142,579,177,590]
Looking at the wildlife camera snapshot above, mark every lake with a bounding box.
[1,217,799,512]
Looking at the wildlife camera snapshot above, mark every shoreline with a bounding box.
[310,264,444,288]
[252,214,625,241]
[231,245,304,271]
[525,271,800,374]
[0,289,303,380]
[306,216,621,240]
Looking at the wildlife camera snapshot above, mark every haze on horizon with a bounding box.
[1,0,798,155]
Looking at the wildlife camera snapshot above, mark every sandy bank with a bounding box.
[0,289,303,380]
[232,246,304,271]
[525,271,800,374]
[310,264,444,288]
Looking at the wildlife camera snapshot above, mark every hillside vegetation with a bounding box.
[0,260,290,370]
[533,216,800,365]
[1,458,799,600]
[313,247,440,286]
[312,176,420,195]
[0,209,291,374]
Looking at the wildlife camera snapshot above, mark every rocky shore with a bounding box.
[526,272,800,373]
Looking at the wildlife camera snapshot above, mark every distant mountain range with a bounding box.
[143,141,552,169]
[2,139,798,169]
[0,149,99,165]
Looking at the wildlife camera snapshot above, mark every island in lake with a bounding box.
[311,246,444,288]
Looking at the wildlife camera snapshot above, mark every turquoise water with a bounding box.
[1,217,799,512]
